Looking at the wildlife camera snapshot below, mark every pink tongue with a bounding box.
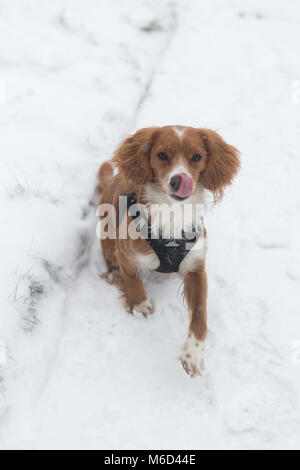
[175,173,193,199]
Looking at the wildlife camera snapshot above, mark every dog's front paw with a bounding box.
[180,333,205,377]
[133,297,154,318]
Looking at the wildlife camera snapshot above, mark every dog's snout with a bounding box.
[169,175,181,193]
[169,172,194,199]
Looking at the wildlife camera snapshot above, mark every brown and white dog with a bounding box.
[97,126,240,376]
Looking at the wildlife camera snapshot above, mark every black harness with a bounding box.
[124,193,201,273]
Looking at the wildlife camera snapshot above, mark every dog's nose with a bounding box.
[169,173,194,199]
[169,175,181,192]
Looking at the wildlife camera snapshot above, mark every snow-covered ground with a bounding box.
[0,0,300,450]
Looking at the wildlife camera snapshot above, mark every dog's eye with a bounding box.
[191,153,202,162]
[157,152,168,161]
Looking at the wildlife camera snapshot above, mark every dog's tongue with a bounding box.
[175,173,193,199]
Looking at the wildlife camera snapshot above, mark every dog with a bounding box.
[97,126,240,376]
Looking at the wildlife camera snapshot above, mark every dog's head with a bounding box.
[112,126,240,201]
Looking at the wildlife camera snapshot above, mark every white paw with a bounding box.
[180,333,205,376]
[133,297,154,317]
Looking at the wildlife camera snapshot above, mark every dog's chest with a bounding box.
[135,198,206,273]
[136,251,160,270]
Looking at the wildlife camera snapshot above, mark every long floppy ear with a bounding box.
[112,127,158,189]
[199,129,240,201]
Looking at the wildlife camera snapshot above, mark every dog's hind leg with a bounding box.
[100,238,122,285]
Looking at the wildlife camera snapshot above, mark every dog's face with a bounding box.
[113,125,240,201]
[149,126,209,201]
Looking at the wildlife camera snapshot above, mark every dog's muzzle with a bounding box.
[169,173,193,199]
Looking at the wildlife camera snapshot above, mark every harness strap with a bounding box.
[124,193,201,273]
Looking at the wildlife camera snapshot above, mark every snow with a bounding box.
[0,0,300,450]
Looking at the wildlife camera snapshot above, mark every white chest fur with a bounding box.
[136,251,160,270]
[143,184,205,238]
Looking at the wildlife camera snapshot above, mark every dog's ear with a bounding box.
[112,127,158,189]
[199,129,240,201]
